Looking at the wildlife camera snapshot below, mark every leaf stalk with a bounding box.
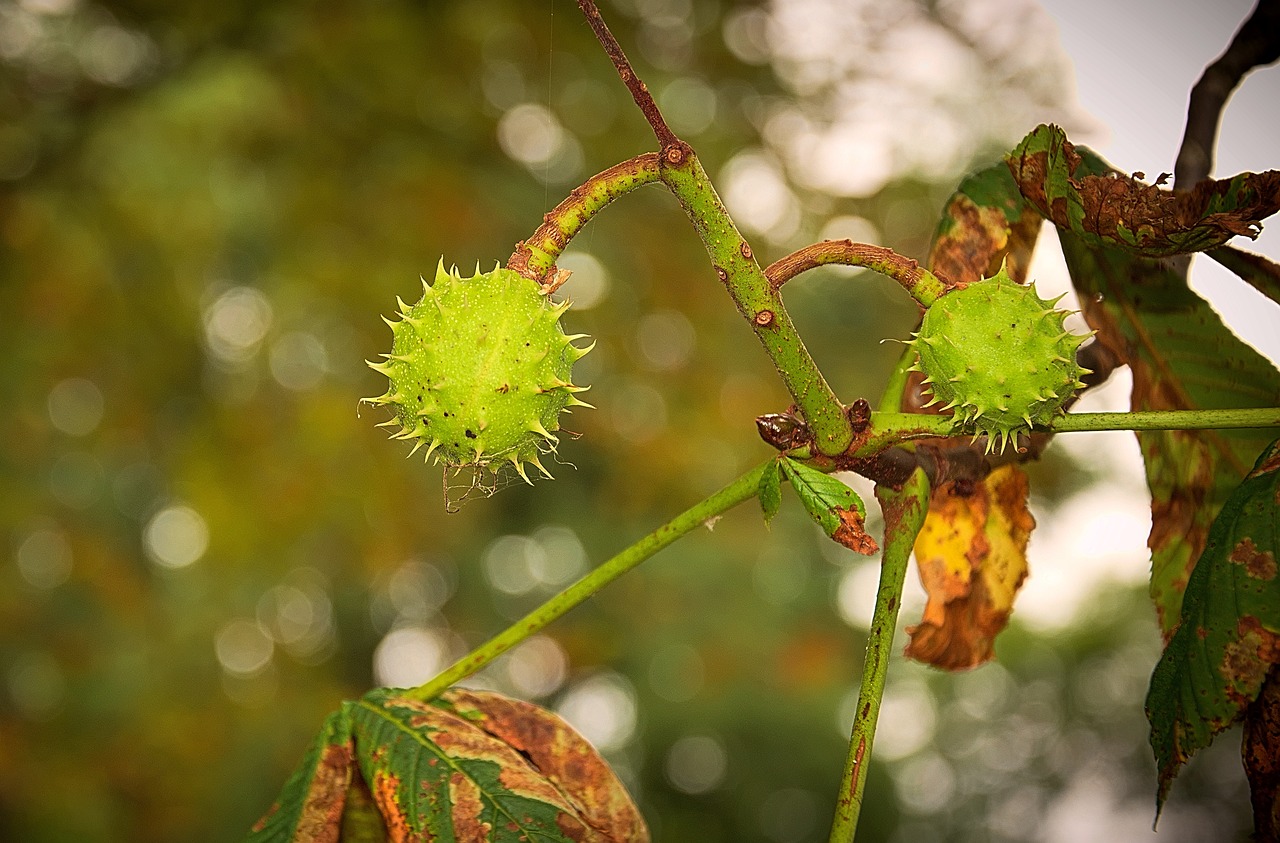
[403,461,770,701]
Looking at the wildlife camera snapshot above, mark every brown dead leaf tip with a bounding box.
[834,508,879,555]
[1229,538,1278,581]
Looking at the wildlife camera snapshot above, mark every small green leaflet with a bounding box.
[778,458,878,555]
[1146,438,1280,814]
[758,459,782,524]
[245,688,649,842]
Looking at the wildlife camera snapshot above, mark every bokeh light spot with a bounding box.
[15,525,73,589]
[498,103,564,165]
[143,504,209,569]
[636,309,696,371]
[373,626,447,689]
[664,734,728,795]
[269,331,328,391]
[214,618,274,677]
[555,250,609,310]
[556,672,637,753]
[203,286,273,364]
[609,379,667,444]
[7,651,65,720]
[505,635,568,699]
[47,377,104,436]
[875,681,937,761]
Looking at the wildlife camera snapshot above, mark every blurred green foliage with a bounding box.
[0,0,1254,841]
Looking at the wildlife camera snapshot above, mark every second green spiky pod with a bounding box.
[365,262,593,483]
[909,266,1090,452]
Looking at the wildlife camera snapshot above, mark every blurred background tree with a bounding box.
[0,0,1272,841]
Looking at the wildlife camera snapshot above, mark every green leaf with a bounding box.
[1147,438,1280,813]
[246,688,648,842]
[245,706,356,842]
[758,459,782,524]
[1009,124,1280,257]
[1027,143,1280,634]
[1208,245,1280,308]
[780,458,877,555]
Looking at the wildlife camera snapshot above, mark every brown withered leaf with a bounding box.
[906,465,1034,670]
[1009,124,1280,257]
[246,688,648,843]
[928,160,1044,286]
[441,689,649,841]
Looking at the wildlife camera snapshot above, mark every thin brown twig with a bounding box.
[576,0,680,150]
[764,239,954,305]
[1175,0,1280,189]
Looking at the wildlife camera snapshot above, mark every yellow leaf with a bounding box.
[906,465,1034,670]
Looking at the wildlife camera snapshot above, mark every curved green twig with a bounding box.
[507,153,663,284]
[765,239,952,307]
[404,460,770,702]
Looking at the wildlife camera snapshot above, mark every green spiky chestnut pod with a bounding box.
[364,261,593,483]
[908,265,1091,453]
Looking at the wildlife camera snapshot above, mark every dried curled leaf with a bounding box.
[906,465,1034,670]
[1008,124,1280,257]
[246,688,648,843]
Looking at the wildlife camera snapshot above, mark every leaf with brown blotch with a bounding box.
[244,688,648,843]
[1147,439,1280,816]
[905,465,1034,671]
[1009,124,1280,257]
[780,458,878,555]
[928,159,1044,287]
[435,689,649,842]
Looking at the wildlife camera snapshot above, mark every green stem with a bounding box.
[1049,407,1280,432]
[659,146,853,456]
[829,468,930,842]
[765,240,950,307]
[862,406,1280,452]
[404,460,770,702]
[507,153,662,284]
[877,345,919,415]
